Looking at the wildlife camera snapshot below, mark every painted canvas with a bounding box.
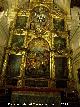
[6,54,22,77]
[5,54,22,85]
[11,35,24,48]
[25,38,50,78]
[15,16,27,29]
[54,57,68,88]
[54,36,66,51]
[53,18,64,31]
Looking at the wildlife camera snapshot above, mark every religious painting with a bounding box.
[6,54,22,85]
[6,54,22,77]
[11,35,24,48]
[25,37,50,78]
[54,57,68,88]
[15,16,27,29]
[54,57,68,79]
[53,18,64,31]
[54,36,66,53]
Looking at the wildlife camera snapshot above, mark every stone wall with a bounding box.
[54,0,71,14]
[0,12,9,74]
[0,0,18,74]
[70,7,80,92]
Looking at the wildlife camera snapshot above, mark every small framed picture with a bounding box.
[15,16,28,29]
[11,35,24,48]
[53,18,64,31]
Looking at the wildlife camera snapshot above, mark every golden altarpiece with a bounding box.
[1,0,73,106]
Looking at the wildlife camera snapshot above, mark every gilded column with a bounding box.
[51,33,55,80]
[68,57,72,79]
[1,50,9,86]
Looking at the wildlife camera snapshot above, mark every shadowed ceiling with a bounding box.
[71,0,80,8]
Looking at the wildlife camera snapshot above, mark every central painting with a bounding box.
[25,37,50,78]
